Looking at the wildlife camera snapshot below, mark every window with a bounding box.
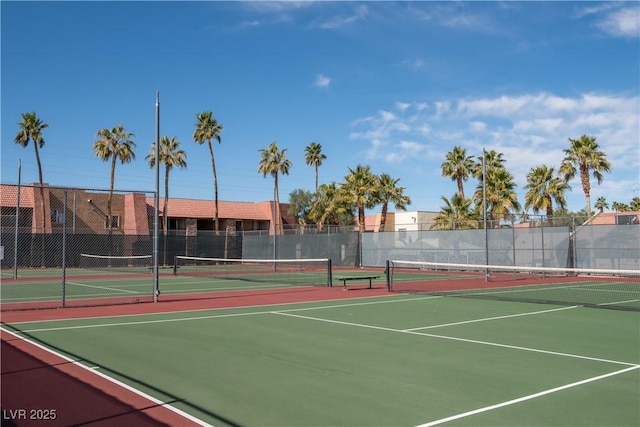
[52,209,65,224]
[616,215,638,225]
[105,215,120,229]
[168,218,186,230]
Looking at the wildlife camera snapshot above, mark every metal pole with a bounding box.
[541,220,546,268]
[482,149,489,281]
[73,191,76,234]
[62,190,67,307]
[511,217,516,265]
[153,91,160,302]
[13,160,21,279]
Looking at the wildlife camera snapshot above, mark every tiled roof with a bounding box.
[0,185,35,208]
[146,197,286,221]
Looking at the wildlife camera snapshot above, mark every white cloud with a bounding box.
[400,58,426,70]
[314,74,331,88]
[577,3,640,38]
[395,102,411,112]
[599,7,639,38]
[385,141,426,163]
[242,1,314,14]
[380,110,396,122]
[232,20,261,31]
[434,101,451,118]
[350,92,639,210]
[513,118,564,134]
[311,5,368,29]
[469,121,487,132]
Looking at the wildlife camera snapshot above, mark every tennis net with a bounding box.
[79,253,153,274]
[387,260,640,311]
[174,256,332,287]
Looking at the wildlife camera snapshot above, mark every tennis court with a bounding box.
[2,287,639,426]
[0,256,343,310]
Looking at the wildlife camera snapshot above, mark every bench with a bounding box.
[335,275,381,290]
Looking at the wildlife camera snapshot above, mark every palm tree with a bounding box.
[193,111,223,231]
[146,136,187,265]
[342,165,377,233]
[631,197,640,211]
[309,182,348,230]
[523,165,570,224]
[474,167,521,226]
[15,112,49,234]
[375,173,411,231]
[258,142,292,235]
[472,149,506,179]
[92,124,136,229]
[594,196,609,214]
[471,150,520,226]
[304,142,326,193]
[441,146,475,199]
[15,112,49,267]
[559,134,611,219]
[612,201,630,212]
[431,193,478,230]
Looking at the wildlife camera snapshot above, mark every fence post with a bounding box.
[385,260,391,291]
[62,189,67,307]
[13,160,21,279]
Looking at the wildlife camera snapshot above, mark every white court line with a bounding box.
[6,293,403,325]
[272,311,638,367]
[453,280,630,299]
[9,295,637,425]
[66,282,139,294]
[415,365,640,427]
[0,327,212,427]
[15,295,437,332]
[18,310,267,333]
[599,298,640,307]
[403,305,579,331]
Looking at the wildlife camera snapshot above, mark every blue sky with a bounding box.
[2,1,639,216]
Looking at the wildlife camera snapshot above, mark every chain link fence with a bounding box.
[2,183,638,310]
[1,184,157,310]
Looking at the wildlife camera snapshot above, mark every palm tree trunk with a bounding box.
[315,165,319,193]
[34,143,46,267]
[274,172,281,235]
[457,174,465,199]
[207,140,219,232]
[545,197,554,227]
[580,166,592,218]
[108,156,116,229]
[107,156,116,264]
[164,167,170,266]
[380,202,388,231]
[358,203,365,232]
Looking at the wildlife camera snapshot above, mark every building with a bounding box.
[0,184,296,236]
[364,211,439,232]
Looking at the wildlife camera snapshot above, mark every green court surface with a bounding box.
[3,295,639,426]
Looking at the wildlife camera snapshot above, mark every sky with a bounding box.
[2,1,639,217]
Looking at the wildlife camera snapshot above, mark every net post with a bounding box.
[153,91,160,303]
[173,255,178,276]
[327,258,333,287]
[385,260,391,291]
[61,189,67,307]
